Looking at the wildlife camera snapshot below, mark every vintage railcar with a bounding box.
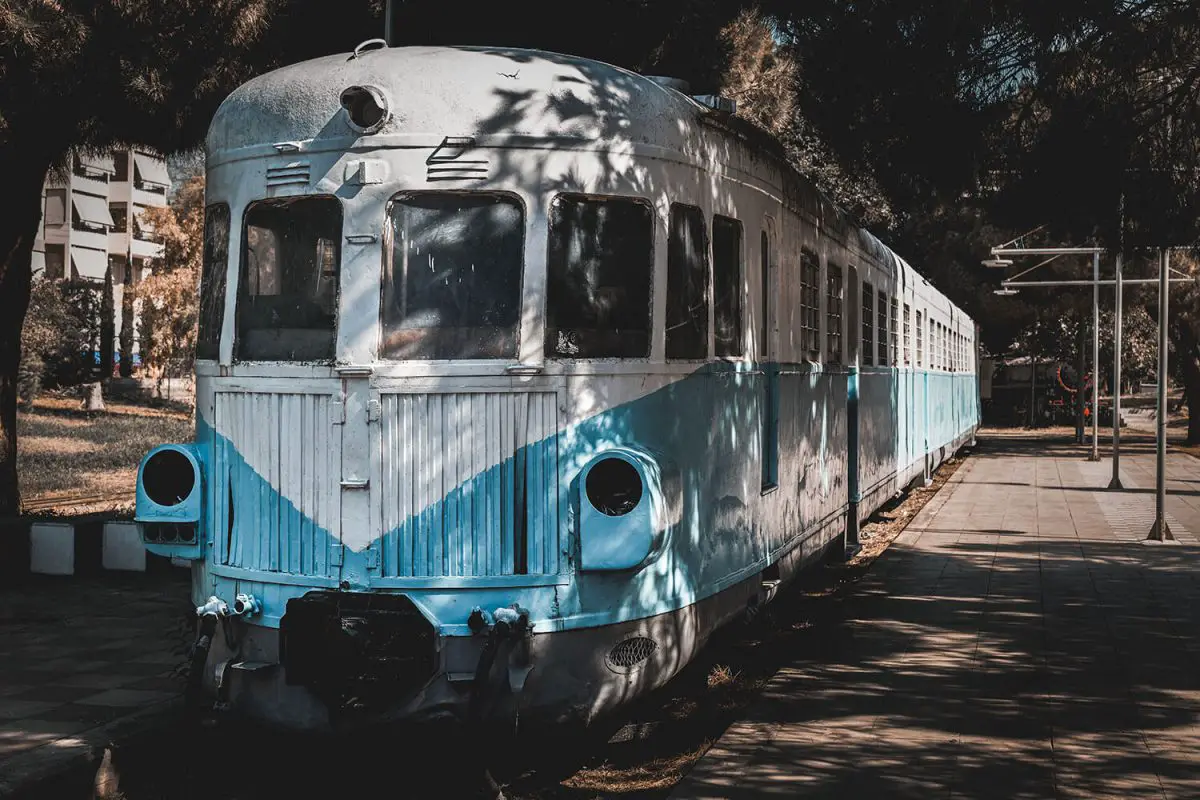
[135,42,979,734]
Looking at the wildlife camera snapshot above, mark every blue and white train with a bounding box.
[135,42,979,734]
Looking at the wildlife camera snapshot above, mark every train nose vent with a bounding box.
[606,636,658,673]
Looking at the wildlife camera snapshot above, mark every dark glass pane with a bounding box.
[876,289,887,365]
[546,195,652,358]
[197,204,230,361]
[826,263,842,364]
[862,282,874,366]
[236,197,340,361]
[382,194,523,360]
[800,250,819,358]
[760,231,770,359]
[666,204,709,360]
[713,215,743,357]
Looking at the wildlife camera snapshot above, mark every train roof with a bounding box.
[207,44,965,322]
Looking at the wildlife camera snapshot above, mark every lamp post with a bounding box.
[1146,248,1174,542]
[1108,253,1124,490]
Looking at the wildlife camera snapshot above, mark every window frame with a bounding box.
[665,202,711,361]
[712,214,745,359]
[197,202,231,362]
[862,281,874,366]
[545,192,656,361]
[826,261,843,365]
[380,189,527,362]
[234,194,343,363]
[800,249,821,360]
[876,288,887,367]
[889,296,899,366]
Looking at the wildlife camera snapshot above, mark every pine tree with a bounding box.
[99,264,115,382]
[119,272,134,379]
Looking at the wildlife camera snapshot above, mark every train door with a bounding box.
[846,264,861,546]
[760,223,778,491]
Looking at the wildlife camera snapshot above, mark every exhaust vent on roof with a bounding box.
[646,75,691,94]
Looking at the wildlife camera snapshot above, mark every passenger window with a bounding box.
[799,250,820,359]
[712,215,743,357]
[546,195,653,358]
[862,282,874,366]
[916,310,924,366]
[903,303,912,366]
[760,231,771,359]
[197,203,230,361]
[666,204,709,360]
[826,262,843,364]
[876,289,887,366]
[382,193,523,360]
[889,297,899,366]
[237,197,340,361]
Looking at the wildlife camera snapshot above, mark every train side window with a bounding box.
[826,262,842,364]
[799,249,820,360]
[382,193,523,360]
[236,196,340,361]
[666,203,709,360]
[916,310,924,366]
[712,215,743,357]
[861,282,874,366]
[546,195,653,358]
[889,297,899,366]
[197,203,230,361]
[903,303,912,366]
[760,231,771,359]
[876,289,887,366]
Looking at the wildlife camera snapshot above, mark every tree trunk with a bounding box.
[1176,322,1200,445]
[0,146,55,515]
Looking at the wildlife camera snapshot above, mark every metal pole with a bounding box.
[384,0,394,44]
[1146,249,1173,541]
[1108,253,1124,490]
[1090,251,1100,460]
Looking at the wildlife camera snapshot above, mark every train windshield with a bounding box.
[546,195,653,359]
[197,203,230,361]
[236,197,341,361]
[381,193,523,360]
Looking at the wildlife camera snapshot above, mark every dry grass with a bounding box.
[16,390,193,516]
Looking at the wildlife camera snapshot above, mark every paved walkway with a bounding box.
[0,571,189,797]
[673,437,1200,799]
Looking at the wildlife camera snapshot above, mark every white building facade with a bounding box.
[33,147,171,286]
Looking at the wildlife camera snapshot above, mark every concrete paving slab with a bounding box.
[673,435,1200,799]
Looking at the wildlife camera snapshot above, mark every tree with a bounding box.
[119,279,135,379]
[99,264,115,382]
[0,0,385,513]
[138,175,206,395]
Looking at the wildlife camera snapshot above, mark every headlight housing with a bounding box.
[135,443,204,559]
[575,448,680,571]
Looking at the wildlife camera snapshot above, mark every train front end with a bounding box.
[132,44,707,734]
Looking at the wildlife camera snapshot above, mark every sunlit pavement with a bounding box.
[674,436,1200,799]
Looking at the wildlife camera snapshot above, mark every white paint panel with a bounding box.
[30,523,74,575]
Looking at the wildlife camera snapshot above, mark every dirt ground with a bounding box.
[16,391,193,517]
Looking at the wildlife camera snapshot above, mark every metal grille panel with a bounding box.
[378,391,560,578]
[214,391,341,576]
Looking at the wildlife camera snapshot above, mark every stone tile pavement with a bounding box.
[0,570,190,797]
[673,436,1200,799]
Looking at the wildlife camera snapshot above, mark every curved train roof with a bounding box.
[208,45,966,323]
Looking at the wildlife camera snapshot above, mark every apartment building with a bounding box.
[31,148,171,371]
[32,147,171,286]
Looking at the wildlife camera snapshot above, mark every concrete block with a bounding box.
[102,522,146,572]
[30,522,74,575]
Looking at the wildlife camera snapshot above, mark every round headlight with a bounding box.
[586,457,643,517]
[340,85,389,132]
[142,448,196,507]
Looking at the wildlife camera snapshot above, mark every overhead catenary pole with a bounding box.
[1146,248,1174,541]
[1108,253,1124,490]
[1090,251,1100,461]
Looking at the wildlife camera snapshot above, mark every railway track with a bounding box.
[21,489,136,514]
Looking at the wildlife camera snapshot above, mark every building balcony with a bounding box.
[131,237,164,259]
[132,186,168,208]
[109,181,131,204]
[71,174,110,198]
[70,227,108,252]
